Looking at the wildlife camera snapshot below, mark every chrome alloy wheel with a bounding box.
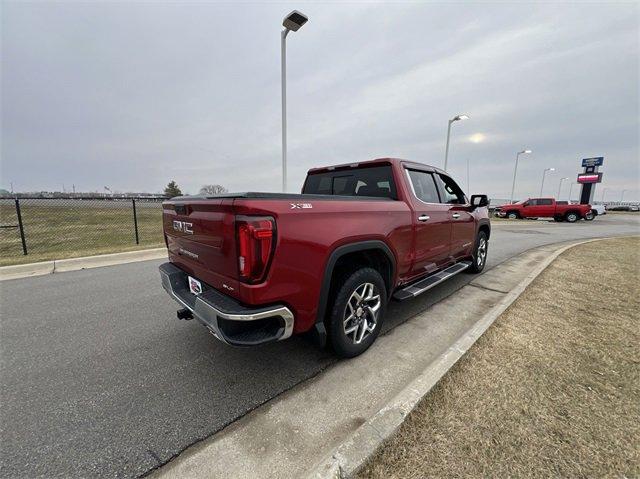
[343,282,381,344]
[477,237,487,267]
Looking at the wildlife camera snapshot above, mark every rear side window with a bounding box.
[407,170,440,203]
[435,174,467,204]
[303,165,397,199]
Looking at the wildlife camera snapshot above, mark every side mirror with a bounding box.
[470,194,489,209]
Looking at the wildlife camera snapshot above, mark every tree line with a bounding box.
[164,181,228,198]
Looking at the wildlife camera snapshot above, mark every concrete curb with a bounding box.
[0,248,167,281]
[309,237,606,479]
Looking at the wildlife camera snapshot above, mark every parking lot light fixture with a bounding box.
[620,189,627,204]
[281,10,308,192]
[443,114,469,171]
[601,187,609,203]
[540,168,555,197]
[510,149,532,204]
[557,177,569,199]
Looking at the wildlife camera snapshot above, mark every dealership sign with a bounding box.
[577,172,603,184]
[581,157,604,167]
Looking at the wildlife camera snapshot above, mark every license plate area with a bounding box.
[188,276,203,295]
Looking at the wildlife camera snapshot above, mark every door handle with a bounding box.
[418,215,430,222]
[452,213,461,219]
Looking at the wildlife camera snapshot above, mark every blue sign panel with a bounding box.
[582,157,604,167]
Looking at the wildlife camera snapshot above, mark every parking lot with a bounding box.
[1,214,639,478]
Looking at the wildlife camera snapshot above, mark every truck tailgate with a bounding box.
[163,198,240,296]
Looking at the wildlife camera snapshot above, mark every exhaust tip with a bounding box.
[177,308,194,320]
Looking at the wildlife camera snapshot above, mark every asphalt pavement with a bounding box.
[1,214,638,478]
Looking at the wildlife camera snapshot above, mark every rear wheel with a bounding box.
[468,231,488,274]
[565,211,579,223]
[328,267,387,358]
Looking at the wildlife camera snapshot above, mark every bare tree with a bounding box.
[199,184,228,196]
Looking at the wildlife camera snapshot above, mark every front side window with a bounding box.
[407,170,440,203]
[538,199,553,205]
[435,174,467,204]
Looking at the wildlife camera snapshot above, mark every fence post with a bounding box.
[15,198,28,255]
[132,198,140,245]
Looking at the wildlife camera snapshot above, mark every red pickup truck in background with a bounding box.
[159,158,490,357]
[494,198,593,222]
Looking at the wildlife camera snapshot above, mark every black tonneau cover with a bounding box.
[170,192,393,201]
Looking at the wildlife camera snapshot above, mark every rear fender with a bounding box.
[311,240,396,347]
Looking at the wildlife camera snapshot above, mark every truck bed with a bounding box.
[170,192,393,201]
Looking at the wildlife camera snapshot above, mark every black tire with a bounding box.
[327,267,387,358]
[467,230,488,274]
[565,211,579,223]
[506,211,518,220]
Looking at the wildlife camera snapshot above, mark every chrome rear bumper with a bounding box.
[159,262,294,346]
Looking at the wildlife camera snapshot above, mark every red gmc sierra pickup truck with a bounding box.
[494,198,593,222]
[159,158,491,357]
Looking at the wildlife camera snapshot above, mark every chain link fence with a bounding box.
[0,197,165,266]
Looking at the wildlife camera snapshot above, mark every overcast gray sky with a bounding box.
[2,1,639,201]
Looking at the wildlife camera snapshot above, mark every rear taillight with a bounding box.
[236,216,276,283]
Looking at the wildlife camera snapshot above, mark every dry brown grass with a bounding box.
[359,236,640,479]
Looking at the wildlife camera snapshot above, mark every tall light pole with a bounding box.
[557,177,568,199]
[509,149,531,204]
[443,114,469,171]
[281,10,308,192]
[601,187,608,204]
[466,158,470,194]
[569,182,576,202]
[540,168,555,197]
[620,189,627,204]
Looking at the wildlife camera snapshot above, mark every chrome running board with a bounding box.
[393,261,472,301]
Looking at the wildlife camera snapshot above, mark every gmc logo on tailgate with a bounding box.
[172,220,193,234]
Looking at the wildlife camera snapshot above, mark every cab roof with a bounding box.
[307,158,446,175]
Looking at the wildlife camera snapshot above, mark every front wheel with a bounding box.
[506,211,518,220]
[328,267,387,358]
[468,231,488,274]
[565,211,579,223]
